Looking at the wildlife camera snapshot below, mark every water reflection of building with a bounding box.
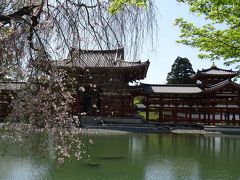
[129,134,147,162]
[197,135,240,179]
[198,135,239,158]
[129,134,240,180]
[1,133,240,179]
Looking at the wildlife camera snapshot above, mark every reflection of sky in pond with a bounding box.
[0,157,48,180]
[213,137,221,156]
[144,157,200,180]
[129,134,146,162]
[144,159,172,180]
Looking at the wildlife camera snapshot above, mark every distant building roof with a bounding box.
[204,79,240,93]
[0,82,26,91]
[55,58,149,69]
[191,66,238,79]
[69,48,124,60]
[141,79,240,95]
[54,48,149,69]
[141,83,202,94]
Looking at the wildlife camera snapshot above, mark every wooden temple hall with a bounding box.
[139,66,240,125]
[0,48,240,125]
[54,48,149,116]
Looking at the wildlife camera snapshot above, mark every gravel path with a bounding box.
[71,127,130,135]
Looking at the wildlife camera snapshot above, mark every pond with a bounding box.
[0,130,240,180]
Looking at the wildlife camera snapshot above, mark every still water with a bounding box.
[0,131,240,180]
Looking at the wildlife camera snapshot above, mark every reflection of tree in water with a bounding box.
[82,84,102,114]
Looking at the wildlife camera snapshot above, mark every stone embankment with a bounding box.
[71,128,129,135]
[171,129,221,135]
[1,118,240,135]
[84,124,240,135]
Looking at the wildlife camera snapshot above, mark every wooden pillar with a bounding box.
[76,87,81,115]
[120,95,124,116]
[226,98,230,125]
[220,109,223,124]
[131,96,134,116]
[238,98,240,126]
[172,106,177,124]
[175,106,178,123]
[198,109,201,123]
[239,108,240,126]
[238,98,240,125]
[185,108,188,123]
[226,111,230,125]
[158,106,163,123]
[232,111,236,125]
[208,106,211,125]
[212,107,216,126]
[189,106,192,124]
[146,96,149,121]
[203,106,207,125]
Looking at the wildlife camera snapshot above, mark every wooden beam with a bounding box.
[146,96,149,121]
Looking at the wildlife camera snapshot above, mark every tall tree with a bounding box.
[175,0,240,69]
[166,56,195,84]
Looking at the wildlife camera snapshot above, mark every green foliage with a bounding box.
[175,0,240,69]
[137,111,159,121]
[133,96,144,105]
[166,56,195,84]
[108,0,147,14]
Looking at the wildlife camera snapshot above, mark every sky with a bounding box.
[139,0,236,84]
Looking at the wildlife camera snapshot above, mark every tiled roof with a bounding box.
[0,82,26,91]
[201,69,237,75]
[216,104,239,108]
[55,58,149,69]
[204,79,230,92]
[142,84,202,94]
[54,48,149,69]
[191,66,238,79]
[70,48,124,59]
[204,79,240,92]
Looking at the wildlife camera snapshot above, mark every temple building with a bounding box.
[139,65,240,125]
[1,48,240,126]
[54,48,149,116]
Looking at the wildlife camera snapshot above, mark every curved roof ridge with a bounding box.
[191,66,238,79]
[54,58,149,68]
[140,83,197,87]
[69,48,124,60]
[208,79,230,88]
[78,48,124,53]
[200,66,237,73]
[140,83,202,94]
[203,79,240,92]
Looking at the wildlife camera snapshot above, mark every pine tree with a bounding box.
[166,56,195,84]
